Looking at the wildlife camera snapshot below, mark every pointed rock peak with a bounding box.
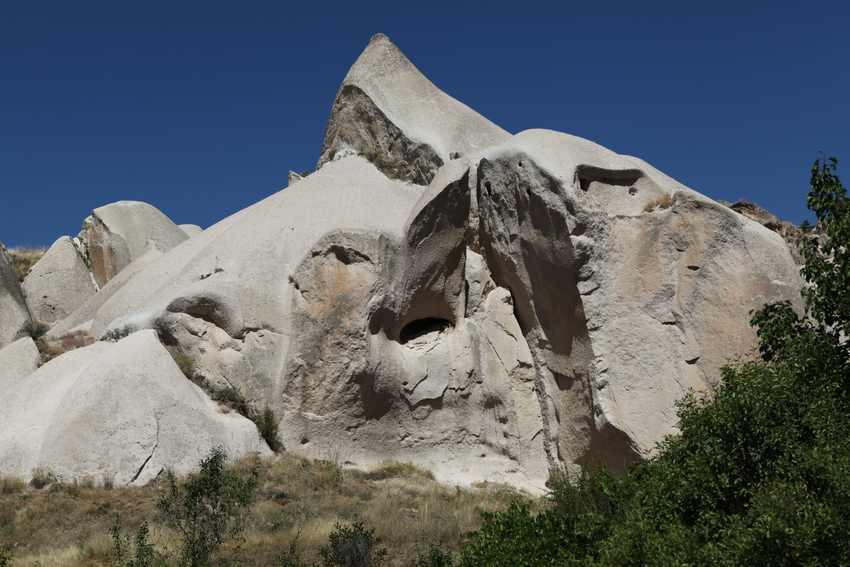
[318,33,510,186]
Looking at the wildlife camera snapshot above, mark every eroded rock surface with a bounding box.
[79,201,188,287]
[0,330,268,485]
[0,243,32,349]
[318,34,510,185]
[22,236,97,329]
[0,34,805,490]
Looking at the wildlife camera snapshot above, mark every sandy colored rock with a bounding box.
[476,129,802,466]
[0,330,268,485]
[0,35,808,490]
[78,201,188,287]
[318,34,510,185]
[0,336,40,388]
[179,224,204,237]
[0,243,32,349]
[22,236,97,329]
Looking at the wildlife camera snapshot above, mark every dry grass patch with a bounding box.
[0,453,531,566]
[642,192,674,212]
[6,248,46,282]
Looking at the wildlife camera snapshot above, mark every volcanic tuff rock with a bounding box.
[0,34,804,490]
[22,236,97,329]
[0,330,269,485]
[0,243,32,349]
[78,200,188,287]
[0,337,40,388]
[318,33,510,186]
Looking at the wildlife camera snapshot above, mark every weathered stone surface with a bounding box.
[0,337,40,388]
[0,243,32,349]
[78,201,188,287]
[726,200,807,263]
[318,34,510,186]
[0,330,268,485]
[22,236,97,329]
[0,35,807,490]
[476,129,802,465]
[179,224,204,237]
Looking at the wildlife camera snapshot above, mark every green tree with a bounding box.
[157,447,258,567]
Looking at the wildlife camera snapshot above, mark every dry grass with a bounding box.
[642,193,674,213]
[0,454,531,566]
[6,248,46,282]
[35,331,95,363]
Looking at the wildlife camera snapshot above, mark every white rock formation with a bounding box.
[22,236,97,329]
[0,330,268,485]
[0,34,805,490]
[318,33,510,185]
[0,337,40,389]
[78,201,188,287]
[0,244,32,349]
[179,224,204,237]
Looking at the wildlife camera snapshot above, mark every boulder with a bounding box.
[22,236,97,329]
[318,34,510,186]
[0,337,40,388]
[0,330,268,485]
[0,244,32,348]
[78,201,188,287]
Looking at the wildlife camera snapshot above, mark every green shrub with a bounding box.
[257,406,283,452]
[319,520,387,567]
[0,544,11,567]
[416,545,454,567]
[111,518,158,567]
[157,446,258,567]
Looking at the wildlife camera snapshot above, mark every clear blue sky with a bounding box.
[2,1,848,247]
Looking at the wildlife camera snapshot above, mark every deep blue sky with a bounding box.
[2,1,848,247]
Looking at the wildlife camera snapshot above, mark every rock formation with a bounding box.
[0,34,804,491]
[78,200,188,287]
[0,330,268,485]
[0,243,32,349]
[22,236,97,329]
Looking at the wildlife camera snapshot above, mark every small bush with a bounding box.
[320,520,387,567]
[29,468,59,489]
[257,406,283,452]
[211,385,252,418]
[360,461,434,481]
[416,545,454,567]
[157,446,258,567]
[642,192,674,212]
[0,544,12,567]
[111,518,157,567]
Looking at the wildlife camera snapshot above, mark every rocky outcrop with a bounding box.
[0,243,32,348]
[0,330,268,486]
[0,34,806,490]
[725,200,807,263]
[22,236,97,329]
[318,34,510,186]
[476,130,802,464]
[78,201,188,287]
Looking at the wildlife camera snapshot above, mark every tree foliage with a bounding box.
[156,447,258,567]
